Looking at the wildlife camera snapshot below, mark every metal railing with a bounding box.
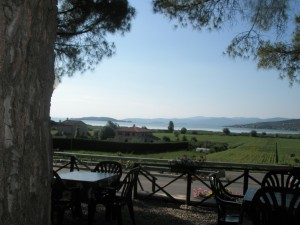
[53,152,300,206]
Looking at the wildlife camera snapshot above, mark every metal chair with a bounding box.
[209,174,243,225]
[88,161,123,224]
[250,187,300,225]
[51,170,82,225]
[261,169,300,189]
[92,161,123,181]
[102,166,140,225]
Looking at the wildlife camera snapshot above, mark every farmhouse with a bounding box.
[56,119,88,137]
[115,125,157,142]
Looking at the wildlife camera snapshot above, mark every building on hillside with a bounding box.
[115,125,158,142]
[56,119,88,138]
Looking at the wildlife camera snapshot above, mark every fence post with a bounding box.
[243,169,249,195]
[275,142,279,164]
[70,156,76,172]
[186,172,192,205]
[152,177,156,192]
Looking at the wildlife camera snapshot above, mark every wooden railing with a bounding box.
[53,152,300,206]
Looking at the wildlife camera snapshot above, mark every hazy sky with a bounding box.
[50,0,300,120]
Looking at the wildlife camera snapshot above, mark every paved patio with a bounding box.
[59,199,218,225]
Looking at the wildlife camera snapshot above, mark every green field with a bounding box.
[62,132,300,166]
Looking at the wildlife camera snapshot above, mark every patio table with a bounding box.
[60,171,118,203]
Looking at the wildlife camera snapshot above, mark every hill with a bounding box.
[123,116,288,128]
[230,119,300,131]
[67,116,292,129]
[71,117,130,123]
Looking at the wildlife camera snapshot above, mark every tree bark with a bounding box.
[0,1,57,224]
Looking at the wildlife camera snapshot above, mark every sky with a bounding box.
[50,0,300,120]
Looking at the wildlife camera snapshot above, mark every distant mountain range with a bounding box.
[230,119,300,131]
[71,116,130,123]
[70,116,300,131]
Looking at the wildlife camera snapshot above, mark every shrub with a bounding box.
[181,127,187,134]
[162,136,171,142]
[250,130,257,137]
[223,128,231,135]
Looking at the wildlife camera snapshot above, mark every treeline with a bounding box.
[53,138,189,154]
[231,119,300,131]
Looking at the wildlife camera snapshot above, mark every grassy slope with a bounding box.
[153,132,300,165]
[62,132,300,166]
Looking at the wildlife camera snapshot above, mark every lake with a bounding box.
[52,117,300,135]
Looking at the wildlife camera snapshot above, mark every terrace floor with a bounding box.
[59,199,218,225]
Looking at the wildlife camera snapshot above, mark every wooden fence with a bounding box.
[53,152,300,206]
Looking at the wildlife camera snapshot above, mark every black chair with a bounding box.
[101,167,140,225]
[52,170,82,225]
[88,161,123,224]
[92,161,123,182]
[250,187,300,225]
[209,174,243,225]
[261,170,300,189]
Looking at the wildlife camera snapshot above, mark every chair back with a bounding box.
[262,170,300,189]
[93,161,123,184]
[209,174,243,225]
[210,174,239,201]
[51,170,82,224]
[52,170,66,200]
[250,187,300,225]
[118,167,140,202]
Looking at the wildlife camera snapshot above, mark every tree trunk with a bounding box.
[0,1,57,225]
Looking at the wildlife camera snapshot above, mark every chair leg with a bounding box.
[105,205,113,221]
[127,202,136,225]
[56,210,65,225]
[116,206,123,225]
[73,194,82,218]
[88,202,96,225]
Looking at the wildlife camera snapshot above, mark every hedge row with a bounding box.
[53,138,189,154]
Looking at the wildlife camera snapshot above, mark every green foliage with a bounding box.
[153,0,300,84]
[250,130,258,137]
[173,130,180,138]
[56,0,135,78]
[168,121,174,133]
[55,130,300,165]
[180,127,187,134]
[93,130,99,139]
[153,131,300,165]
[257,17,300,85]
[106,120,119,129]
[100,126,115,140]
[190,137,197,142]
[62,132,300,165]
[223,128,231,135]
[162,136,171,142]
